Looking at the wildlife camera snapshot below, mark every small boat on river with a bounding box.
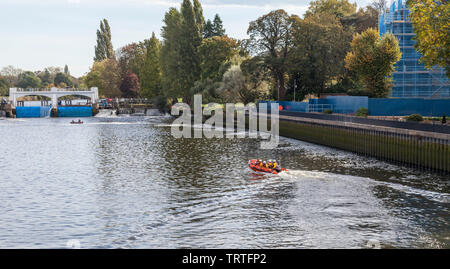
[248,159,287,174]
[70,120,84,124]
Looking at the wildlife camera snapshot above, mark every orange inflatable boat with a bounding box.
[248,159,287,174]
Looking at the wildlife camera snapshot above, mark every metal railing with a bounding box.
[307,104,333,112]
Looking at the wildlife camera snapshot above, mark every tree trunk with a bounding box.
[278,72,286,101]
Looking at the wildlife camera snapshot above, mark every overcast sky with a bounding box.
[0,0,374,77]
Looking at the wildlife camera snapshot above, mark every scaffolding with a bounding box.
[379,0,449,98]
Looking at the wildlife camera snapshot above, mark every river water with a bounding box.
[0,112,449,248]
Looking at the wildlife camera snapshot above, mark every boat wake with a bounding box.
[277,169,450,204]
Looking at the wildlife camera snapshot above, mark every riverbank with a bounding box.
[266,112,450,174]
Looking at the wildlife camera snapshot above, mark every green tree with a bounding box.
[85,59,122,97]
[39,69,52,87]
[408,0,450,76]
[117,42,147,79]
[17,71,41,89]
[218,64,269,104]
[212,14,225,36]
[193,0,205,34]
[345,28,402,97]
[305,0,357,19]
[342,6,379,33]
[179,0,203,102]
[246,9,293,100]
[161,8,183,99]
[64,64,70,75]
[203,19,214,38]
[140,33,162,99]
[0,76,8,96]
[94,19,115,62]
[54,72,72,87]
[198,36,238,81]
[160,0,203,102]
[288,14,352,97]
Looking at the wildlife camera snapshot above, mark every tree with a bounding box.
[0,65,23,86]
[54,72,72,87]
[85,59,122,97]
[193,0,205,34]
[342,6,379,33]
[17,71,41,89]
[203,19,214,38]
[408,0,450,76]
[140,33,162,99]
[218,64,269,103]
[117,42,147,78]
[94,19,115,62]
[212,14,225,37]
[345,28,402,97]
[179,0,203,102]
[39,69,52,87]
[288,14,352,97]
[0,76,8,96]
[198,36,238,81]
[161,8,183,99]
[64,64,70,75]
[305,0,357,19]
[203,14,225,38]
[161,0,203,102]
[120,72,140,98]
[371,0,387,14]
[246,10,293,100]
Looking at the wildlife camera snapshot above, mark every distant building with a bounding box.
[379,0,449,98]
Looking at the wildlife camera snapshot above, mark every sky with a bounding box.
[0,0,373,77]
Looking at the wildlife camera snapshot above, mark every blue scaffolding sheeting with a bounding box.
[379,0,449,98]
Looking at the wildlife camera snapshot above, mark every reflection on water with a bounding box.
[0,115,448,248]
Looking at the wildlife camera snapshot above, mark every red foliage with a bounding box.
[120,72,140,98]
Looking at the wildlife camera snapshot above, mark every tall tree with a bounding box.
[140,33,162,99]
[193,0,205,34]
[247,9,293,100]
[203,14,225,38]
[94,19,115,62]
[178,0,203,102]
[203,19,214,38]
[161,8,183,99]
[212,14,225,36]
[408,0,450,77]
[345,28,402,97]
[288,14,352,97]
[64,64,70,75]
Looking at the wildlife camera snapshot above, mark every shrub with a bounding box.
[355,107,369,117]
[442,114,447,124]
[406,114,423,122]
[323,109,333,114]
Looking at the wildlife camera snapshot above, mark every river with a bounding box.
[0,112,449,248]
